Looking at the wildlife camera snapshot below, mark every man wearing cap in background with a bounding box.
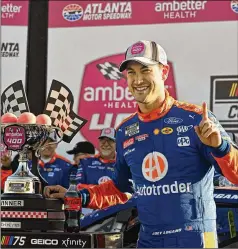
[44,40,238,248]
[75,128,116,186]
[66,141,95,180]
[38,132,73,188]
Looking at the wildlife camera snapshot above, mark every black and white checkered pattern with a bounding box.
[1,80,30,116]
[44,80,87,143]
[96,62,126,80]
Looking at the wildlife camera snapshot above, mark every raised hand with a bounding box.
[194,102,222,148]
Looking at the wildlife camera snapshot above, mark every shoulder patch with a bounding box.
[174,100,203,115]
[115,112,137,131]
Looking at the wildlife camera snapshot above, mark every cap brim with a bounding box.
[98,136,116,141]
[66,150,76,155]
[119,57,158,72]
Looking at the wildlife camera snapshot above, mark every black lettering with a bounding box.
[228,105,238,118]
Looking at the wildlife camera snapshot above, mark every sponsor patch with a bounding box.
[176,125,193,135]
[124,148,135,156]
[98,176,111,184]
[123,137,134,149]
[164,117,183,124]
[125,122,139,136]
[135,134,148,141]
[153,129,160,135]
[177,137,190,147]
[161,127,173,135]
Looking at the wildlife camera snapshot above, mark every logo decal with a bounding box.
[161,127,173,135]
[210,75,238,133]
[177,137,190,147]
[142,152,168,182]
[164,117,183,124]
[123,137,134,149]
[98,176,111,184]
[125,122,139,136]
[135,134,148,141]
[176,125,193,135]
[62,4,84,22]
[153,129,160,135]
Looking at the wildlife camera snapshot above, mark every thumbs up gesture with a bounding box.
[194,102,222,148]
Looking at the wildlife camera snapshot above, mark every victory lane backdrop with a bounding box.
[1,1,29,93]
[47,0,238,160]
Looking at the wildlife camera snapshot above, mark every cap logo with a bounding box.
[131,42,145,55]
[103,128,112,135]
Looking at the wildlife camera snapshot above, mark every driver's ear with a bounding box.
[162,64,170,81]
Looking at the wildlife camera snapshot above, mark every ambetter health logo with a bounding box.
[78,54,177,146]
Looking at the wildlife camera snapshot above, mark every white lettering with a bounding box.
[1,4,22,13]
[83,82,134,102]
[61,238,87,248]
[89,113,132,130]
[84,2,131,14]
[137,181,192,196]
[31,239,58,245]
[214,194,238,199]
[155,1,207,12]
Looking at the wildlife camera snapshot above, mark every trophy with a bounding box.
[1,123,63,198]
[1,80,87,232]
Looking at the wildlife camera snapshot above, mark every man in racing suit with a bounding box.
[44,40,238,248]
[75,128,117,185]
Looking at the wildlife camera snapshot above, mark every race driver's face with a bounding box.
[126,62,168,105]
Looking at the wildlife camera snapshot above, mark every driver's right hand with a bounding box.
[43,185,67,200]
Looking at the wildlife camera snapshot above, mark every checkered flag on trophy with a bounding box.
[43,80,87,143]
[96,62,126,80]
[1,80,30,116]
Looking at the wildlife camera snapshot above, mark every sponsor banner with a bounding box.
[210,75,238,133]
[1,232,92,248]
[1,0,29,26]
[1,1,29,102]
[49,1,237,28]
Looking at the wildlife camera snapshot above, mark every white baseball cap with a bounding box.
[119,40,168,72]
[98,128,116,141]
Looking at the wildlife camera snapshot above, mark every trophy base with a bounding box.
[1,195,64,232]
[1,192,43,199]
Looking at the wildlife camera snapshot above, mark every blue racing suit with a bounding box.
[80,92,238,248]
[37,154,72,188]
[75,155,115,185]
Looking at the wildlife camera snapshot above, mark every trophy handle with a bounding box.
[35,126,64,158]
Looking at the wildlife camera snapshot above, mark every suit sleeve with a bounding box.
[60,162,72,189]
[79,127,132,209]
[112,128,132,192]
[75,160,87,184]
[197,112,238,185]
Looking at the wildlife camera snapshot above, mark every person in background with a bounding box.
[37,132,72,188]
[1,150,12,193]
[66,141,95,180]
[75,128,117,186]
